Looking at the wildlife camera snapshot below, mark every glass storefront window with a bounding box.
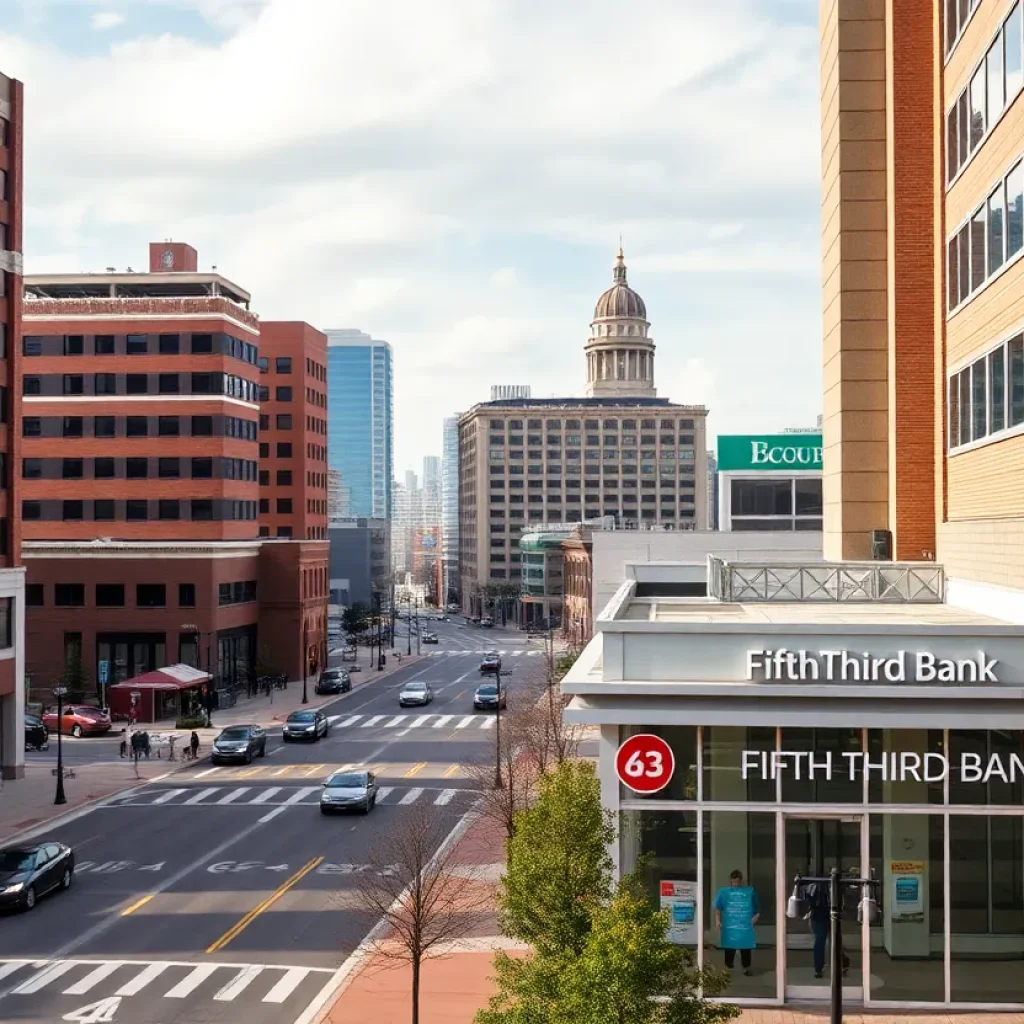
[867,729,945,805]
[780,728,864,803]
[702,811,777,998]
[949,730,1024,805]
[702,726,775,802]
[950,814,1024,1002]
[619,725,696,801]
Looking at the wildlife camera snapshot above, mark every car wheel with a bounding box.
[60,867,72,891]
[71,724,83,738]
[260,742,266,758]
[245,749,252,765]
[23,886,36,911]
[362,799,371,814]
[319,807,330,815]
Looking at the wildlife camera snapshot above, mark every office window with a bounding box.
[63,417,84,438]
[126,457,148,479]
[276,414,292,429]
[158,457,180,478]
[125,334,148,356]
[22,458,42,479]
[970,64,986,151]
[21,500,40,520]
[277,442,292,457]
[126,499,149,521]
[126,416,148,437]
[25,584,43,607]
[191,415,214,436]
[136,584,166,608]
[191,499,214,520]
[158,416,180,437]
[259,470,269,485]
[54,584,85,607]
[191,457,213,479]
[22,336,42,356]
[971,206,986,292]
[972,356,988,440]
[178,583,196,607]
[158,499,180,520]
[191,372,216,393]
[63,374,84,396]
[23,418,40,437]
[158,333,180,354]
[158,373,180,394]
[259,442,269,458]
[94,372,117,395]
[64,334,84,356]
[990,346,1006,433]
[1008,162,1024,260]
[126,374,148,395]
[276,470,292,485]
[275,386,292,401]
[275,357,292,373]
[63,500,84,521]
[95,457,115,478]
[22,375,40,396]
[277,526,293,538]
[94,499,115,521]
[259,497,269,513]
[95,334,115,355]
[62,458,83,480]
[95,416,116,438]
[191,333,214,354]
[96,584,125,608]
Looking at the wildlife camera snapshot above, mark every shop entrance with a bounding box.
[783,815,866,1002]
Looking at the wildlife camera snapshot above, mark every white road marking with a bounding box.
[164,963,219,998]
[399,788,423,805]
[263,966,311,1003]
[13,961,77,994]
[434,790,456,805]
[481,717,496,730]
[217,788,250,804]
[195,766,221,779]
[376,787,395,801]
[213,964,264,1001]
[360,715,384,728]
[384,715,406,728]
[115,963,169,996]
[257,807,286,824]
[432,715,453,728]
[152,789,186,804]
[63,962,124,995]
[338,715,361,727]
[0,962,31,985]
[250,787,282,804]
[285,786,321,804]
[183,788,220,805]
[455,716,475,729]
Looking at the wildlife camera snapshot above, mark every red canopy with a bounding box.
[109,664,212,691]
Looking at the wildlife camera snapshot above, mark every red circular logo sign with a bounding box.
[615,733,675,794]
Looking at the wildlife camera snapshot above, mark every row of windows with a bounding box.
[257,498,295,514]
[23,331,259,364]
[259,442,294,459]
[22,414,257,440]
[305,357,325,381]
[258,356,293,374]
[257,525,296,538]
[948,332,1024,449]
[258,385,294,402]
[491,433,696,447]
[22,499,259,522]
[491,476,696,488]
[946,0,981,55]
[948,159,1024,311]
[305,498,326,516]
[730,478,823,517]
[22,456,258,481]
[489,509,695,522]
[24,371,259,402]
[306,442,326,462]
[259,470,293,486]
[491,494,696,505]
[259,414,296,431]
[489,417,697,431]
[947,1,1023,183]
[488,455,697,471]
[27,581,217,609]
[218,580,257,605]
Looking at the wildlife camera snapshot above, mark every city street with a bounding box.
[0,620,541,1024]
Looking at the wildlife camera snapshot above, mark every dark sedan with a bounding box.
[0,842,74,912]
[474,681,506,711]
[211,725,267,764]
[24,714,48,751]
[315,669,351,695]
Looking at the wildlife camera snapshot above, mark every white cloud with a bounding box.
[2,0,822,474]
[90,10,125,30]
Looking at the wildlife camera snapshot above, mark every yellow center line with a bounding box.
[237,766,264,779]
[206,856,323,953]
[301,763,325,778]
[404,762,427,778]
[443,764,461,778]
[373,764,389,774]
[273,766,294,777]
[121,894,154,916]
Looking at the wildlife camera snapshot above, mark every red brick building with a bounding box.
[0,71,26,781]
[257,322,329,541]
[19,243,326,704]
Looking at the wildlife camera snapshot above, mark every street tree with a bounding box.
[348,802,491,1024]
[59,643,91,703]
[342,602,371,640]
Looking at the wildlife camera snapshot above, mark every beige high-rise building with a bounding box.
[458,250,708,611]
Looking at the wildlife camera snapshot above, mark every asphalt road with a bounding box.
[0,619,541,1024]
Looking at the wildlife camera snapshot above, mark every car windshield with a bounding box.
[218,728,249,741]
[486,652,499,658]
[25,715,42,726]
[323,671,340,680]
[76,708,105,718]
[327,773,366,788]
[405,683,426,692]
[478,683,498,695]
[0,850,37,871]
[288,712,315,723]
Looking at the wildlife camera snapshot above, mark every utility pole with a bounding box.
[407,595,413,656]
[493,666,503,790]
[415,595,421,656]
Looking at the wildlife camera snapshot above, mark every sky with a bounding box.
[1,0,823,477]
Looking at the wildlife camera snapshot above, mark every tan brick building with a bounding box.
[821,0,1024,617]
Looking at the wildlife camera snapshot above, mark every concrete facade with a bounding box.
[328,518,391,607]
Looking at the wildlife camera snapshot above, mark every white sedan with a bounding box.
[398,681,434,707]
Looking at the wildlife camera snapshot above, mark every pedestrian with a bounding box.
[714,869,760,976]
[119,730,127,759]
[190,730,200,760]
[129,705,138,728]
[130,729,142,763]
[806,879,850,979]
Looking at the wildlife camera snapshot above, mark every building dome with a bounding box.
[593,248,646,321]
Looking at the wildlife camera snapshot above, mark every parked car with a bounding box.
[473,681,506,711]
[211,724,267,764]
[399,681,434,707]
[316,669,351,695]
[479,652,502,673]
[422,633,439,645]
[480,617,494,627]
[41,705,111,738]
[24,714,48,751]
[320,770,378,814]
[283,709,330,742]
[0,842,75,912]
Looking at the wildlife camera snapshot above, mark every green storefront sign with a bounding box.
[717,434,822,472]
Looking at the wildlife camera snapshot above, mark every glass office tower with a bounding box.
[325,330,393,520]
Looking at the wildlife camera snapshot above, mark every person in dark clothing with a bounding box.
[807,879,851,978]
[190,731,200,760]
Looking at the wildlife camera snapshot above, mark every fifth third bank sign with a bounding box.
[746,649,999,684]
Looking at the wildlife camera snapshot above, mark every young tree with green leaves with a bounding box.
[59,643,91,703]
[342,602,371,639]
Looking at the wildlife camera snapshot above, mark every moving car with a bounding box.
[24,713,48,751]
[480,652,502,673]
[41,705,111,738]
[283,709,330,741]
[422,632,438,644]
[211,724,267,764]
[480,617,494,627]
[0,842,74,912]
[315,668,351,695]
[399,681,434,707]
[320,770,378,814]
[473,681,506,711]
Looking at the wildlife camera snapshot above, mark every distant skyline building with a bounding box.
[391,469,423,576]
[325,329,393,519]
[441,416,460,605]
[490,384,532,401]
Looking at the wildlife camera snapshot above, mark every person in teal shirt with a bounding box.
[714,869,760,975]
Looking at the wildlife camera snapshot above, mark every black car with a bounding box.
[315,669,351,695]
[422,633,438,645]
[0,842,74,912]
[211,725,267,764]
[283,709,330,741]
[24,714,48,751]
[474,681,506,711]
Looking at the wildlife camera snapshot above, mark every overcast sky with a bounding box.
[2,0,822,477]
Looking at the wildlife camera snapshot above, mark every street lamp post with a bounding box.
[415,596,421,656]
[53,685,68,805]
[407,599,412,656]
[493,667,503,790]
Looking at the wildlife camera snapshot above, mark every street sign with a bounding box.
[98,660,109,686]
[53,686,69,698]
[615,733,675,795]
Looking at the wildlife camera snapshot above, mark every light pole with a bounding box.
[415,596,421,656]
[53,685,68,805]
[301,618,309,704]
[407,598,412,656]
[493,667,503,790]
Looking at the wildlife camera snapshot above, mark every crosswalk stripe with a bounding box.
[0,962,29,984]
[285,786,320,805]
[384,715,405,728]
[213,964,264,1001]
[195,766,221,778]
[361,715,384,728]
[433,715,452,727]
[338,715,361,727]
[376,787,395,801]
[400,788,423,805]
[409,715,431,728]
[63,961,124,995]
[13,961,77,994]
[456,716,474,729]
[165,964,219,998]
[116,962,169,996]
[183,787,220,805]
[481,717,496,730]
[434,789,456,805]
[263,966,311,1003]
[152,789,187,804]
[250,787,282,804]
[217,787,250,804]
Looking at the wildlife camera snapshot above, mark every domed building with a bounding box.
[585,248,656,398]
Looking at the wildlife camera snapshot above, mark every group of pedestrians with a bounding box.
[119,728,201,761]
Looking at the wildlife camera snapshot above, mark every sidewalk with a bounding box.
[0,652,423,844]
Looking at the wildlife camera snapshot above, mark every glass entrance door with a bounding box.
[783,816,866,1001]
